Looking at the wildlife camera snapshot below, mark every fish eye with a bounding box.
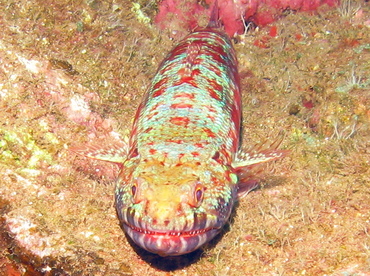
[190,182,205,208]
[196,186,203,202]
[131,178,143,204]
[131,183,137,197]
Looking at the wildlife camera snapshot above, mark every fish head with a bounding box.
[115,156,238,256]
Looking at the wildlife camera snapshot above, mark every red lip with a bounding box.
[123,223,221,256]
[128,223,215,237]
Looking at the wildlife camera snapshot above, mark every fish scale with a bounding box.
[74,5,287,257]
[135,30,240,164]
[113,28,243,256]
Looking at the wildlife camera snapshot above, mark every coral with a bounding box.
[155,0,209,36]
[214,0,258,36]
[155,0,339,36]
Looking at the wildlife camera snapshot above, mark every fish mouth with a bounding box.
[122,223,221,256]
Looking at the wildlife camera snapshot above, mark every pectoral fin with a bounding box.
[70,137,129,164]
[232,134,289,198]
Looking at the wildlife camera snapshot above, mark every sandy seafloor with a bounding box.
[0,0,369,275]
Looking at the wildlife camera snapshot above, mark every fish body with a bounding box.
[117,27,241,256]
[76,6,286,257]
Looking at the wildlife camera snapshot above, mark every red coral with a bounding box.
[155,0,209,36]
[213,0,258,36]
[155,0,339,37]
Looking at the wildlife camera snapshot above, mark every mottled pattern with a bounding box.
[115,28,242,256]
[76,24,286,257]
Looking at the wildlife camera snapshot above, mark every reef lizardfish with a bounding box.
[75,3,287,256]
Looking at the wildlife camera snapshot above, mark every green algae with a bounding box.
[0,126,58,170]
[131,3,152,26]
